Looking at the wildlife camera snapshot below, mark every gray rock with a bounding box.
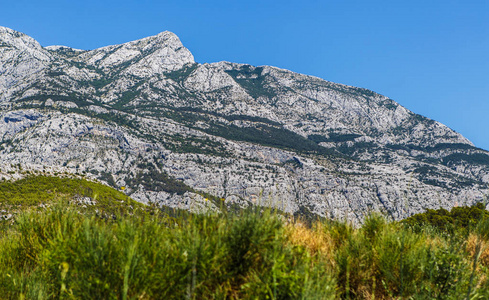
[1,26,488,224]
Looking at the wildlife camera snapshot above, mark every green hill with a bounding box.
[0,176,148,229]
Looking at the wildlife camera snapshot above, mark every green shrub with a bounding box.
[403,202,489,234]
[1,193,489,299]
[0,206,337,299]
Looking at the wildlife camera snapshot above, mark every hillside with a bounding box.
[1,26,489,222]
[0,175,152,229]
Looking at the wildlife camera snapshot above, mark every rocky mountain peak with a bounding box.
[0,26,44,58]
[45,45,85,52]
[0,27,52,100]
[75,30,194,74]
[126,30,195,73]
[1,27,489,223]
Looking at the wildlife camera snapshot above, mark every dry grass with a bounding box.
[285,222,335,266]
[466,234,489,267]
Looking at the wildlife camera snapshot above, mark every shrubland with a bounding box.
[0,176,489,299]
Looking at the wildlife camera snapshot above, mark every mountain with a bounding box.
[1,26,488,223]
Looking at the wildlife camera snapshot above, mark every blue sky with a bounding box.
[2,0,488,149]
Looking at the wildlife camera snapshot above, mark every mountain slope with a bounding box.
[1,26,488,222]
[0,175,151,230]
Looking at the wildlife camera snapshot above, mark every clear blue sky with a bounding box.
[2,0,488,149]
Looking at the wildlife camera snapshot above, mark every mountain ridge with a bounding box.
[1,26,488,223]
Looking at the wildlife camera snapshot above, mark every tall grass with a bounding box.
[1,204,488,299]
[0,205,336,299]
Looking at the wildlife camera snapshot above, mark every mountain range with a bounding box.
[1,26,488,223]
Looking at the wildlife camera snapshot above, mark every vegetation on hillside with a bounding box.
[0,176,150,230]
[0,176,131,207]
[403,202,489,233]
[1,191,489,299]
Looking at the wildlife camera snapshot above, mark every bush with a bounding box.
[0,206,336,299]
[403,202,489,233]
[1,201,489,298]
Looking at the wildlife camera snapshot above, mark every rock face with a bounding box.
[1,26,488,223]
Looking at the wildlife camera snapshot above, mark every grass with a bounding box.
[0,175,161,233]
[1,176,489,298]
[0,206,336,299]
[0,202,489,298]
[0,175,140,209]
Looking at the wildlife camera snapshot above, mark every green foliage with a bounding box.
[403,202,489,233]
[205,122,328,154]
[168,106,282,126]
[132,101,331,155]
[98,170,117,187]
[380,99,398,110]
[164,63,199,82]
[89,78,112,89]
[46,70,65,77]
[19,94,89,107]
[46,47,86,58]
[0,176,146,225]
[335,141,377,157]
[411,163,480,189]
[2,177,489,298]
[127,162,192,195]
[225,65,277,99]
[165,134,231,157]
[387,143,489,171]
[132,105,318,155]
[0,207,336,299]
[411,112,436,126]
[113,89,141,109]
[1,200,489,298]
[328,214,485,299]
[413,165,439,176]
[427,143,480,152]
[443,153,489,166]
